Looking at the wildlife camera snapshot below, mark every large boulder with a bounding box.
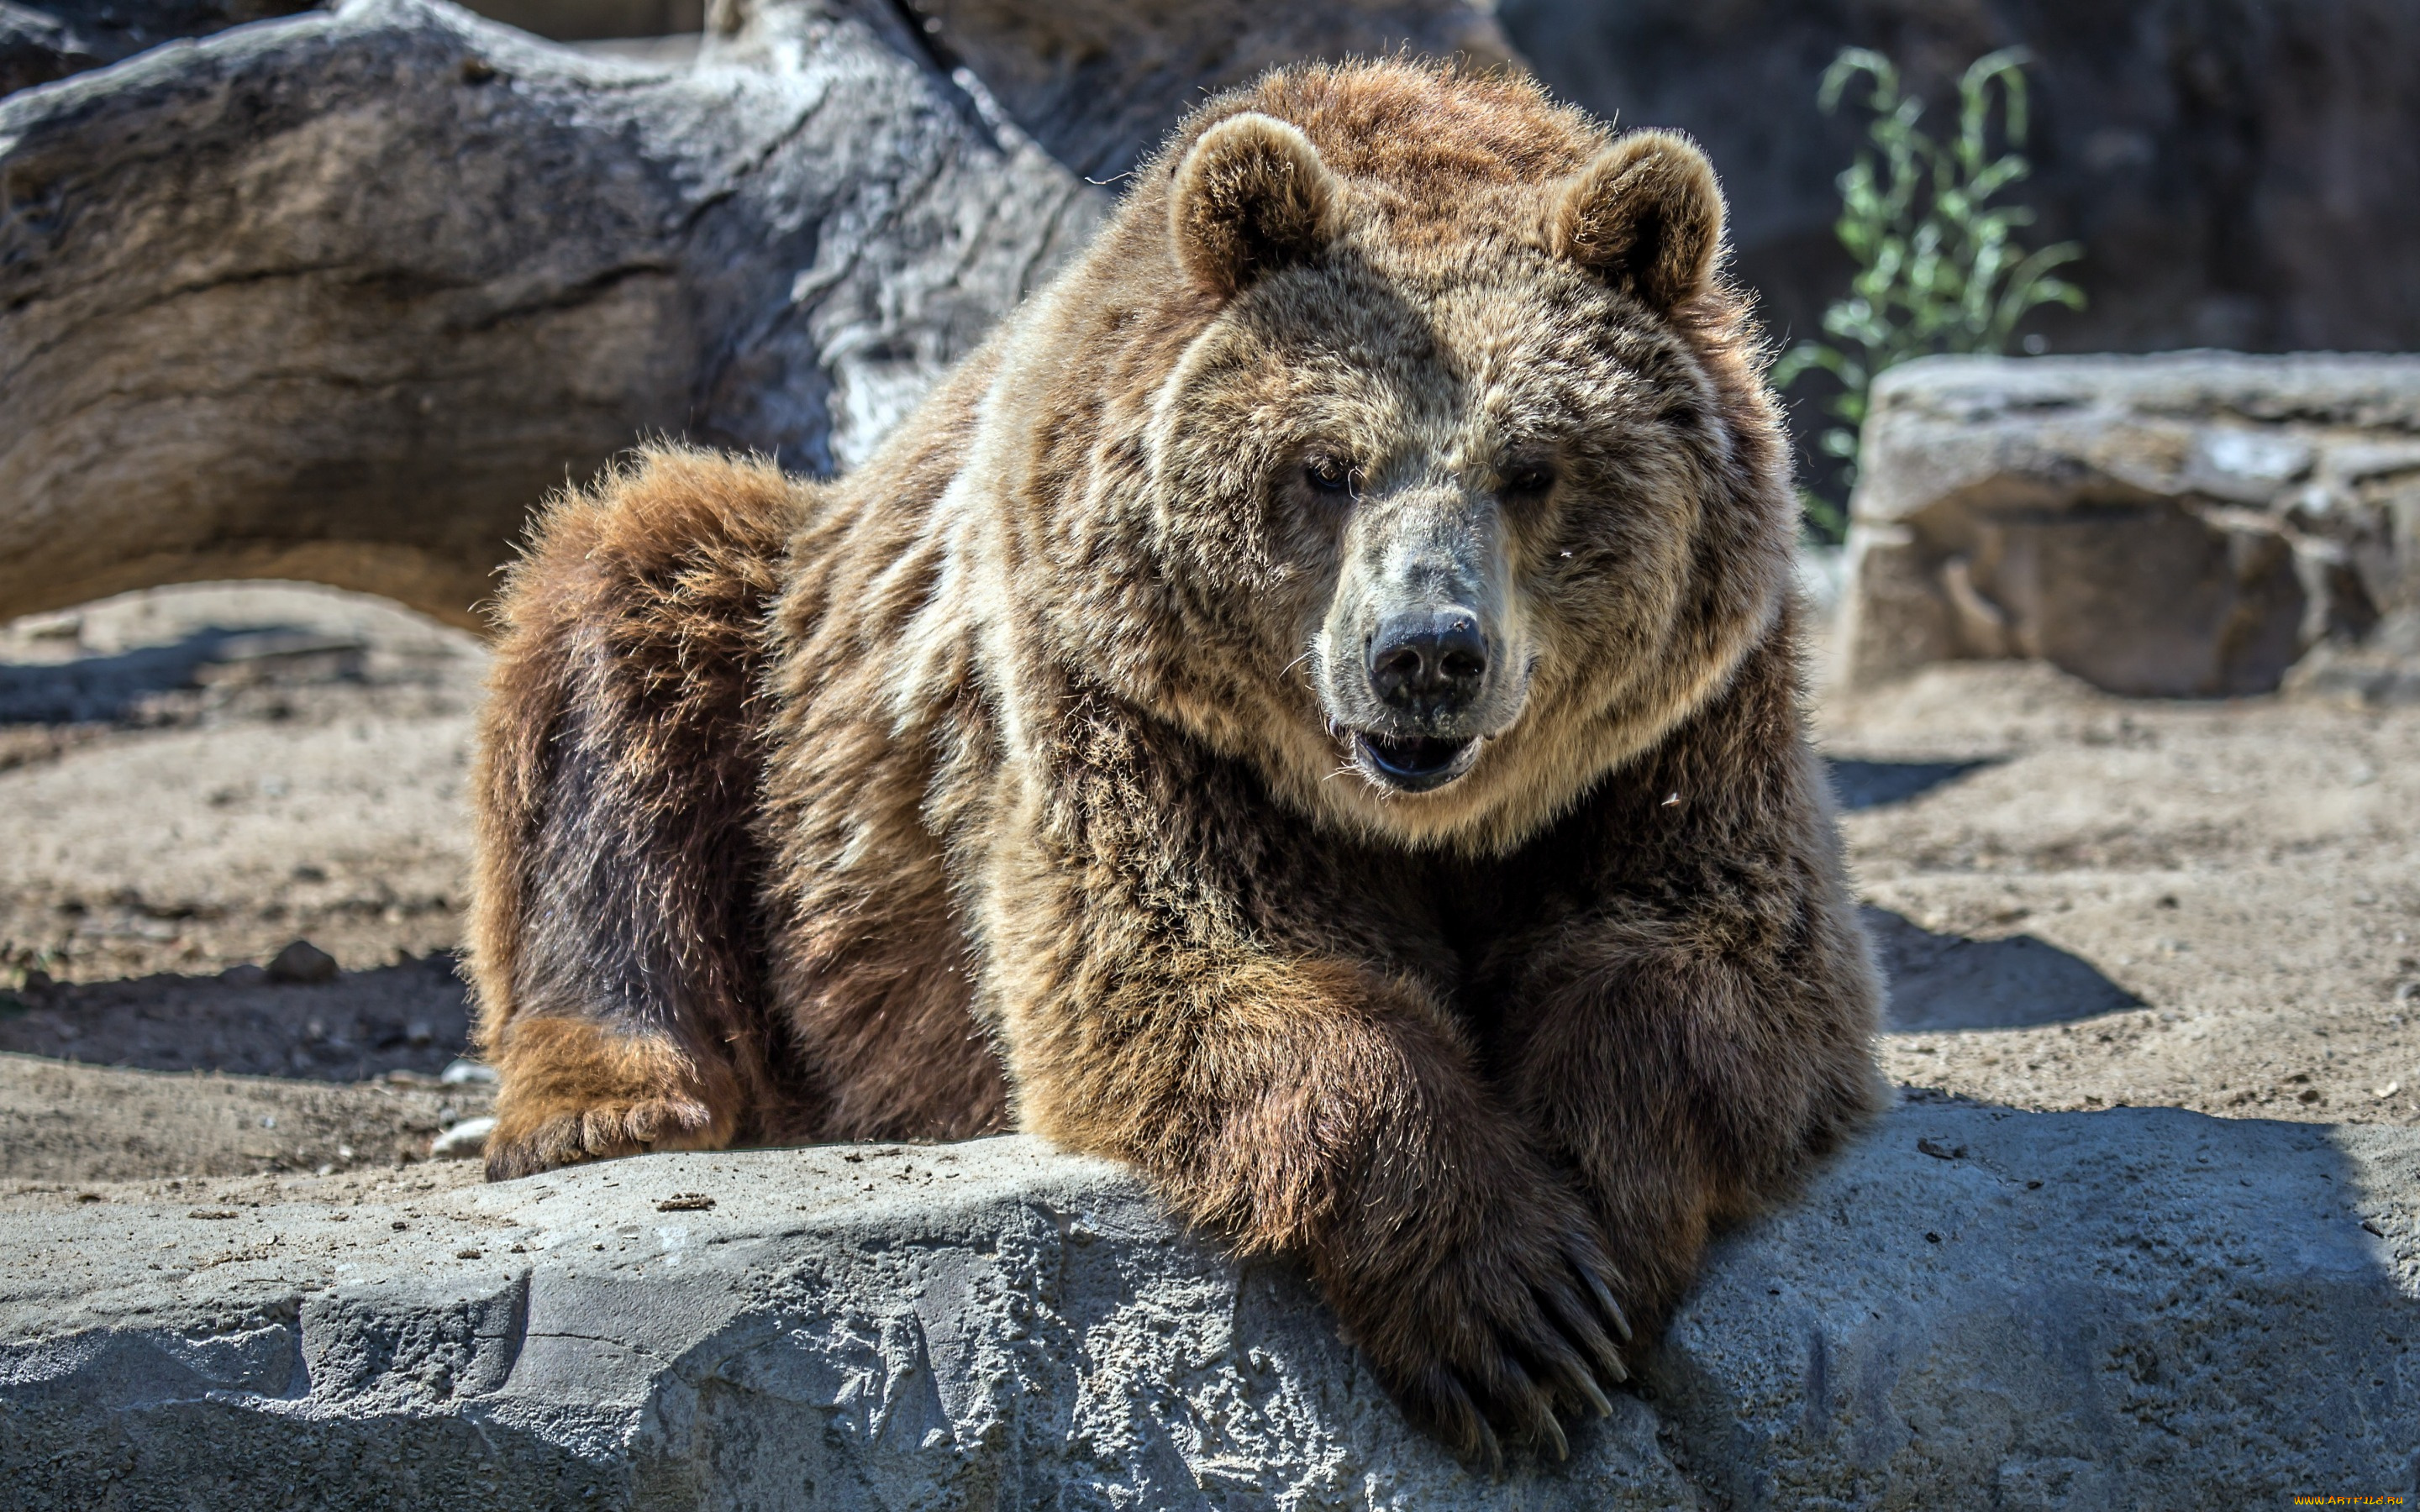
[881,0,1511,181]
[3,1107,2414,1506]
[1839,353,2420,697]
[0,0,1094,630]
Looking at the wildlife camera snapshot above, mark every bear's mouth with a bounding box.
[1352,731,1480,793]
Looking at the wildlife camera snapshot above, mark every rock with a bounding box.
[1655,1106,2420,1505]
[881,0,1511,180]
[2286,609,2420,706]
[1794,542,1848,618]
[0,1,320,97]
[1,2,93,96]
[0,1,723,102]
[2,1110,2413,1506]
[1498,0,2420,363]
[265,938,339,984]
[0,0,1095,630]
[465,0,702,43]
[439,1057,499,1084]
[428,1113,494,1157]
[1839,353,2420,695]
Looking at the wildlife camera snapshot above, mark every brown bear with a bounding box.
[469,60,1882,1460]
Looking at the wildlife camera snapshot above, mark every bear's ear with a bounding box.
[1550,130,1725,311]
[1170,112,1344,299]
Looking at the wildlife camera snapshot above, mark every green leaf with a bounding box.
[1791,43,2085,523]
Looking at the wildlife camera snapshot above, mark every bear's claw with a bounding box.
[1493,1354,1570,1460]
[1534,1258,1628,1394]
[1565,1233,1634,1347]
[483,1096,716,1180]
[1408,1365,1501,1469]
[1365,1211,1639,1465]
[1528,1309,1617,1418]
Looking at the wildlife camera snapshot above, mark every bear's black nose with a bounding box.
[1367,611,1488,711]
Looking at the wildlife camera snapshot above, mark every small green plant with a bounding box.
[1775,45,2085,538]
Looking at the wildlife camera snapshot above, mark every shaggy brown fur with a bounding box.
[471,60,1881,1460]
[471,449,809,1170]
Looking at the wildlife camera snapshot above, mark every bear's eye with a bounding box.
[1303,454,1356,495]
[1501,460,1557,498]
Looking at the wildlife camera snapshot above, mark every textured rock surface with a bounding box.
[1657,1105,2420,1508]
[0,0,1097,630]
[0,1,319,96]
[1839,353,2420,696]
[4,1106,2415,1507]
[0,1,718,99]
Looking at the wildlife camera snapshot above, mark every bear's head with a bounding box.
[995,62,1794,853]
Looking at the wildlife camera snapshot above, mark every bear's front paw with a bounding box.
[1334,1216,1634,1466]
[483,1095,718,1180]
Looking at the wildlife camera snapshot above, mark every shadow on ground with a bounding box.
[0,626,366,725]
[0,955,472,1081]
[1825,756,1999,811]
[1865,906,2143,1032]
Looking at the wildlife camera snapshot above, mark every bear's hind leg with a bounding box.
[482,1018,729,1179]
[471,448,812,1179]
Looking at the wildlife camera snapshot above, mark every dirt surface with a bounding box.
[3,581,2417,1194]
[1827,659,2420,1126]
[0,584,491,1183]
[0,582,477,981]
[0,1055,491,1185]
[0,956,473,1084]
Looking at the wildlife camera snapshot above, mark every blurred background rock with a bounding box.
[1505,0,2420,358]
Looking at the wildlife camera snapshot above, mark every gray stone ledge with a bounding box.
[1853,351,2420,530]
[4,1105,2417,1508]
[1839,352,2420,697]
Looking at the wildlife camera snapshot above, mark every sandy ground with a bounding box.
[2,580,2416,1204]
[1,584,490,1191]
[1826,661,2420,1124]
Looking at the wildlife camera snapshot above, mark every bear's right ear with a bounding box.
[1550,130,1726,311]
[1170,113,1344,300]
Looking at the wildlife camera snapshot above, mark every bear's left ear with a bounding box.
[1550,130,1725,311]
[1171,112,1344,299]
